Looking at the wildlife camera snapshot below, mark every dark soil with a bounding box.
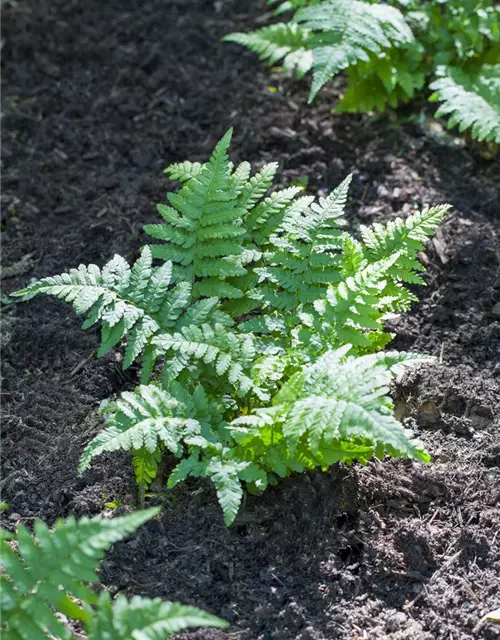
[2,1,499,638]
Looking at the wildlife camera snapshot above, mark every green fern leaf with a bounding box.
[239,162,279,211]
[145,129,251,299]
[360,205,451,284]
[165,160,204,183]
[224,23,313,79]
[206,458,247,526]
[91,593,228,639]
[429,64,500,143]
[295,0,414,101]
[0,509,160,640]
[256,175,352,310]
[231,348,429,480]
[79,385,201,474]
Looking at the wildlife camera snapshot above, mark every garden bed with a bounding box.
[1,0,499,638]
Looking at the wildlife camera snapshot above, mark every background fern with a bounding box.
[13,132,449,526]
[430,64,500,143]
[0,508,227,639]
[225,0,500,144]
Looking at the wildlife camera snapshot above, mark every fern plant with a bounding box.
[225,0,500,144]
[0,507,227,639]
[13,131,450,525]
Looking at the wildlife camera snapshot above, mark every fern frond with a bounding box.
[295,0,414,101]
[0,509,160,639]
[224,23,313,79]
[12,251,197,379]
[152,323,255,394]
[231,348,429,478]
[255,175,351,310]
[79,385,201,475]
[145,129,248,299]
[429,64,500,143]
[91,593,228,639]
[247,186,304,244]
[309,255,400,351]
[360,205,451,284]
[166,160,204,182]
[1,510,228,639]
[335,43,426,113]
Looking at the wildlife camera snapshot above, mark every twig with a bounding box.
[404,549,462,610]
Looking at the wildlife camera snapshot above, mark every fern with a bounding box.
[79,385,202,501]
[226,0,414,102]
[223,23,313,79]
[252,175,350,311]
[295,0,415,101]
[429,64,500,143]
[226,0,500,145]
[14,132,448,526]
[0,508,227,639]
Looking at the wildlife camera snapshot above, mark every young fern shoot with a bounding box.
[13,129,451,525]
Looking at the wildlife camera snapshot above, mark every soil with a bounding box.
[1,1,499,639]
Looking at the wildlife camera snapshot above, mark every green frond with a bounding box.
[145,129,248,299]
[0,509,160,640]
[152,323,255,394]
[295,0,414,101]
[11,249,178,369]
[309,255,401,351]
[79,385,201,474]
[247,186,304,244]
[360,204,451,284]
[254,176,352,310]
[1,509,228,639]
[224,23,313,79]
[206,458,247,526]
[165,160,204,182]
[11,251,216,379]
[91,593,228,639]
[429,64,500,143]
[335,43,426,113]
[238,163,279,211]
[231,348,429,479]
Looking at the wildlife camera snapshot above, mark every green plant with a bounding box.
[13,131,450,525]
[0,507,227,639]
[225,0,500,143]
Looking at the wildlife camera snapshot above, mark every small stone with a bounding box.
[377,184,390,198]
[491,302,500,317]
[9,513,21,521]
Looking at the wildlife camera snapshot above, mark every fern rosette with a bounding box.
[13,131,450,525]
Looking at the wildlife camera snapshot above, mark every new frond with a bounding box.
[429,64,500,143]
